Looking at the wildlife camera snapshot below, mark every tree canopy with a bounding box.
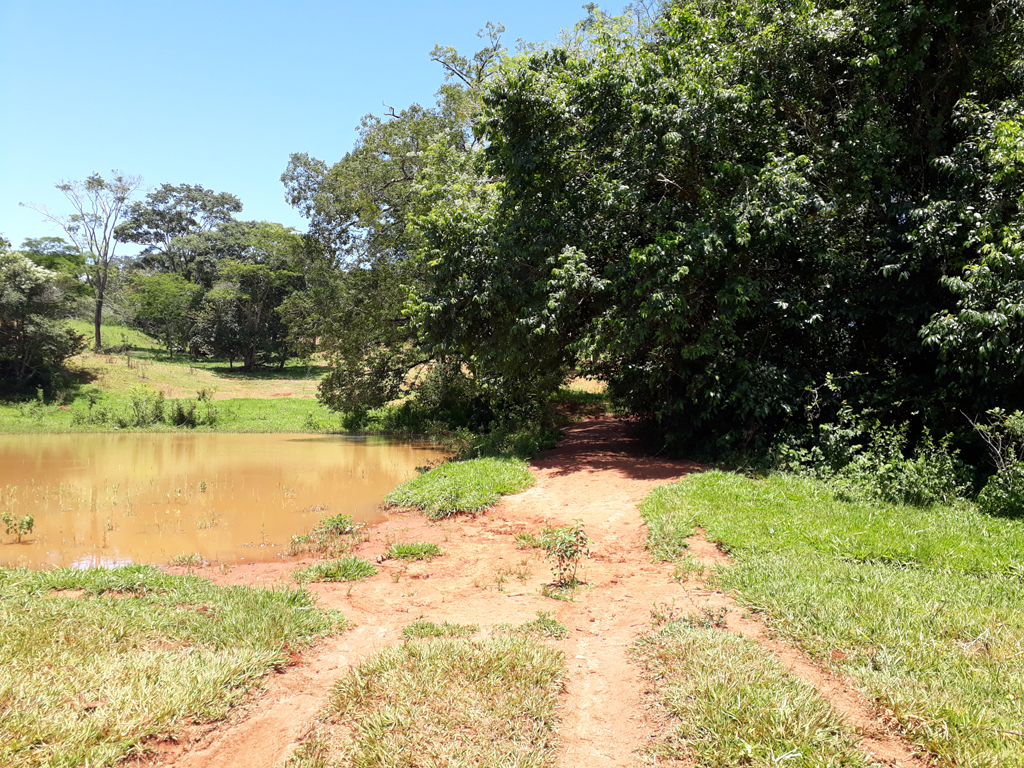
[408,0,1024,453]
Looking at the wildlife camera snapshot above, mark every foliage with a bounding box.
[640,471,1024,764]
[974,409,1024,517]
[0,249,86,390]
[281,27,513,415]
[411,0,1024,456]
[18,237,89,299]
[115,183,242,285]
[2,513,34,543]
[191,222,306,370]
[293,556,378,583]
[542,519,590,587]
[386,542,442,561]
[384,457,535,519]
[127,272,203,359]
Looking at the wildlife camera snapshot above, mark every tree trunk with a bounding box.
[93,297,104,351]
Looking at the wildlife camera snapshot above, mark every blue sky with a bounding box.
[1,0,611,251]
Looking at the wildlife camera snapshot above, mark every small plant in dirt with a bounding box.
[288,514,364,558]
[169,552,204,572]
[294,556,378,583]
[402,618,479,638]
[317,513,360,535]
[543,519,590,587]
[387,542,443,561]
[2,513,34,543]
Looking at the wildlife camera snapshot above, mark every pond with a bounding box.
[0,433,446,569]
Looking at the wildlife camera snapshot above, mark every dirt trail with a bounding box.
[158,416,926,768]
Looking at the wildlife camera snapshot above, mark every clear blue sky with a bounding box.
[1,0,613,251]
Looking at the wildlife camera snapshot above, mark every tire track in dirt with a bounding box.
[153,416,928,768]
[684,532,932,768]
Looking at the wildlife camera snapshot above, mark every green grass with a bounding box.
[495,611,570,640]
[0,393,341,434]
[641,470,1024,766]
[66,320,329,379]
[401,619,479,638]
[635,621,869,767]
[384,457,535,519]
[386,542,443,561]
[0,565,344,768]
[287,636,564,768]
[293,556,378,583]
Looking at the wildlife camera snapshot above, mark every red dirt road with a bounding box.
[156,417,926,768]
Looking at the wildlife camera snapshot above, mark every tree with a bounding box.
[115,183,242,282]
[413,0,1024,453]
[0,242,86,389]
[19,236,90,300]
[192,223,304,370]
[281,26,505,411]
[22,172,143,350]
[128,273,203,360]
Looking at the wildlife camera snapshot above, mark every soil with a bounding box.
[156,416,929,768]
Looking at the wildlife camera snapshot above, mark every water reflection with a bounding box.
[0,433,445,569]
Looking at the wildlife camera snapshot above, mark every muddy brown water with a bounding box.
[0,433,446,569]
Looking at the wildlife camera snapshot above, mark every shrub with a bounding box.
[543,520,590,586]
[974,410,1024,517]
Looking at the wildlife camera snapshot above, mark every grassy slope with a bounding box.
[0,565,344,768]
[641,471,1024,767]
[0,322,338,434]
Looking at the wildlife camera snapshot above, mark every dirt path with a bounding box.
[157,416,926,768]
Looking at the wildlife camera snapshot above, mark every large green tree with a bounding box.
[281,26,505,410]
[115,183,243,284]
[0,241,85,389]
[192,223,305,370]
[413,0,1024,453]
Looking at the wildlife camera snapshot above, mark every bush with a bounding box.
[977,465,1024,518]
[974,410,1024,517]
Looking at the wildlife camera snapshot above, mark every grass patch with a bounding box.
[387,542,443,561]
[293,557,378,584]
[641,471,1024,766]
[384,457,535,519]
[635,621,868,766]
[290,636,564,767]
[401,619,479,638]
[0,565,344,768]
[496,611,569,640]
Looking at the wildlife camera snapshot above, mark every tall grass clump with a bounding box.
[293,556,378,583]
[385,457,535,519]
[289,635,564,768]
[0,565,344,768]
[635,621,868,767]
[641,471,1024,766]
